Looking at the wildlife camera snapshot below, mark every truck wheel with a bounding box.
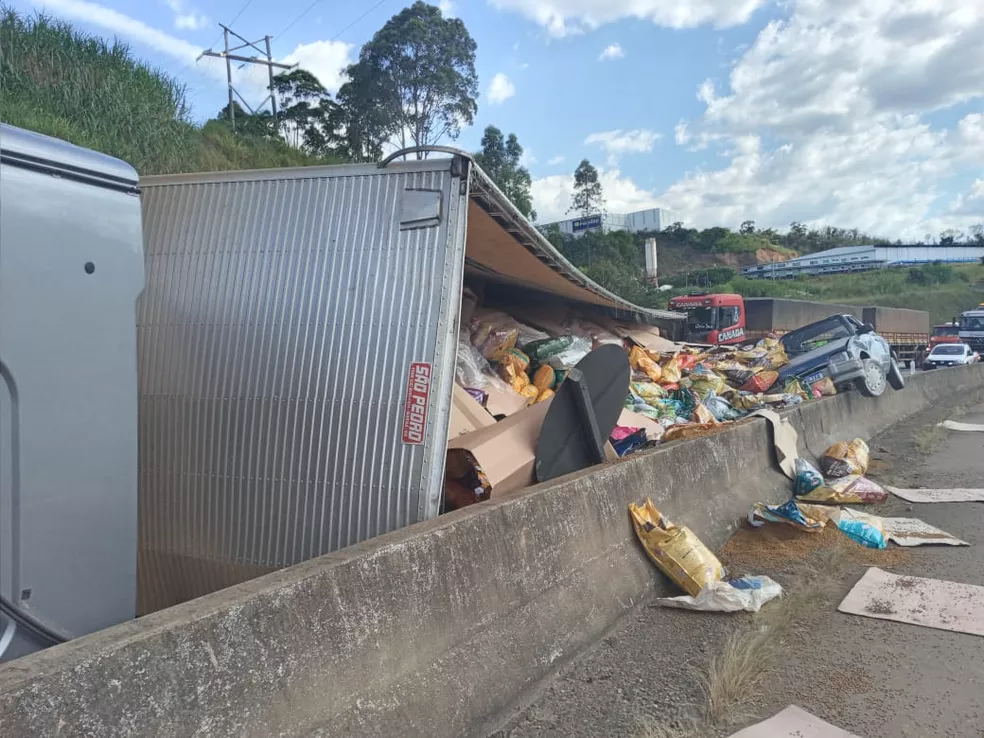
[855,358,887,397]
[887,358,905,390]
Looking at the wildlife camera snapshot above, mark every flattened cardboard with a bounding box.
[748,408,799,479]
[447,399,552,495]
[887,486,984,503]
[618,408,664,441]
[728,706,858,737]
[449,384,496,439]
[597,318,683,354]
[484,383,529,418]
[838,567,984,637]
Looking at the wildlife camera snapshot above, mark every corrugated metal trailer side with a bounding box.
[136,154,679,612]
[137,158,469,611]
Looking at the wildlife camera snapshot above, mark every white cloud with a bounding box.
[548,155,566,165]
[599,43,624,60]
[29,0,354,104]
[34,0,200,62]
[488,73,516,104]
[649,0,984,239]
[585,129,660,156]
[699,1,984,134]
[489,0,766,37]
[533,167,663,222]
[439,0,455,15]
[282,40,353,95]
[165,0,208,31]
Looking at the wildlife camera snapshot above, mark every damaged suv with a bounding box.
[777,314,905,397]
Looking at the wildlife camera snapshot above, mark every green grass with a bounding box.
[0,9,340,174]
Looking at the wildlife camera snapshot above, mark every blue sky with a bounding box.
[14,0,984,240]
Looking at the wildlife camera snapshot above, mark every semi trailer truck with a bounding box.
[667,294,929,362]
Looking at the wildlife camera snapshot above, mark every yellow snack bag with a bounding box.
[819,438,870,478]
[520,384,540,405]
[629,499,723,596]
[533,364,556,392]
[509,373,530,392]
[535,388,555,404]
[661,357,683,384]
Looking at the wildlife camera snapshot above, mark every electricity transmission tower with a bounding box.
[198,24,296,130]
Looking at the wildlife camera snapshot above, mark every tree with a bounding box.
[473,125,535,219]
[568,159,605,218]
[212,102,275,138]
[272,69,339,152]
[334,65,391,161]
[939,228,963,246]
[339,1,478,159]
[739,220,756,235]
[970,224,984,245]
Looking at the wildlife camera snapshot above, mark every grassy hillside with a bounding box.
[0,9,337,174]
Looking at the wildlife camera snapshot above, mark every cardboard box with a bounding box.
[484,383,529,418]
[617,408,665,442]
[449,384,496,439]
[446,398,552,500]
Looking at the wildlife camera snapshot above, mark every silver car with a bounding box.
[777,314,905,397]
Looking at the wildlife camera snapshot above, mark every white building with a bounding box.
[541,207,676,237]
[741,244,984,279]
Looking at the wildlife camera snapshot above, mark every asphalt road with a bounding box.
[489,400,984,738]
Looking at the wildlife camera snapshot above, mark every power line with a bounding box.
[277,0,392,44]
[330,0,392,41]
[276,0,326,39]
[227,0,255,28]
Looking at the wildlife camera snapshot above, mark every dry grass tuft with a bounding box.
[914,425,946,454]
[638,547,852,737]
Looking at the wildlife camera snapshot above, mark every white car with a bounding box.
[922,343,980,369]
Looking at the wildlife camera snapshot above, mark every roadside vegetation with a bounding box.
[0,9,339,173]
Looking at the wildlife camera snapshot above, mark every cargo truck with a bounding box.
[667,294,929,361]
[958,304,984,353]
[1,126,686,655]
[135,146,685,613]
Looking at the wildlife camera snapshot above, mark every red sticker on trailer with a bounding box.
[402,362,432,445]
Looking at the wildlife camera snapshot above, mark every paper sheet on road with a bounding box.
[748,408,799,479]
[887,486,984,503]
[878,516,969,547]
[838,567,984,637]
[837,508,968,547]
[728,705,858,737]
[940,420,984,432]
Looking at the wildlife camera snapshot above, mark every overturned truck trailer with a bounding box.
[137,149,683,612]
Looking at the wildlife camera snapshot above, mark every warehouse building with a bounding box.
[741,244,984,279]
[541,207,676,237]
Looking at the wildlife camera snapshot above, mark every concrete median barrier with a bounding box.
[2,365,983,738]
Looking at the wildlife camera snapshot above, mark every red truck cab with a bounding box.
[929,322,959,349]
[667,292,746,344]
